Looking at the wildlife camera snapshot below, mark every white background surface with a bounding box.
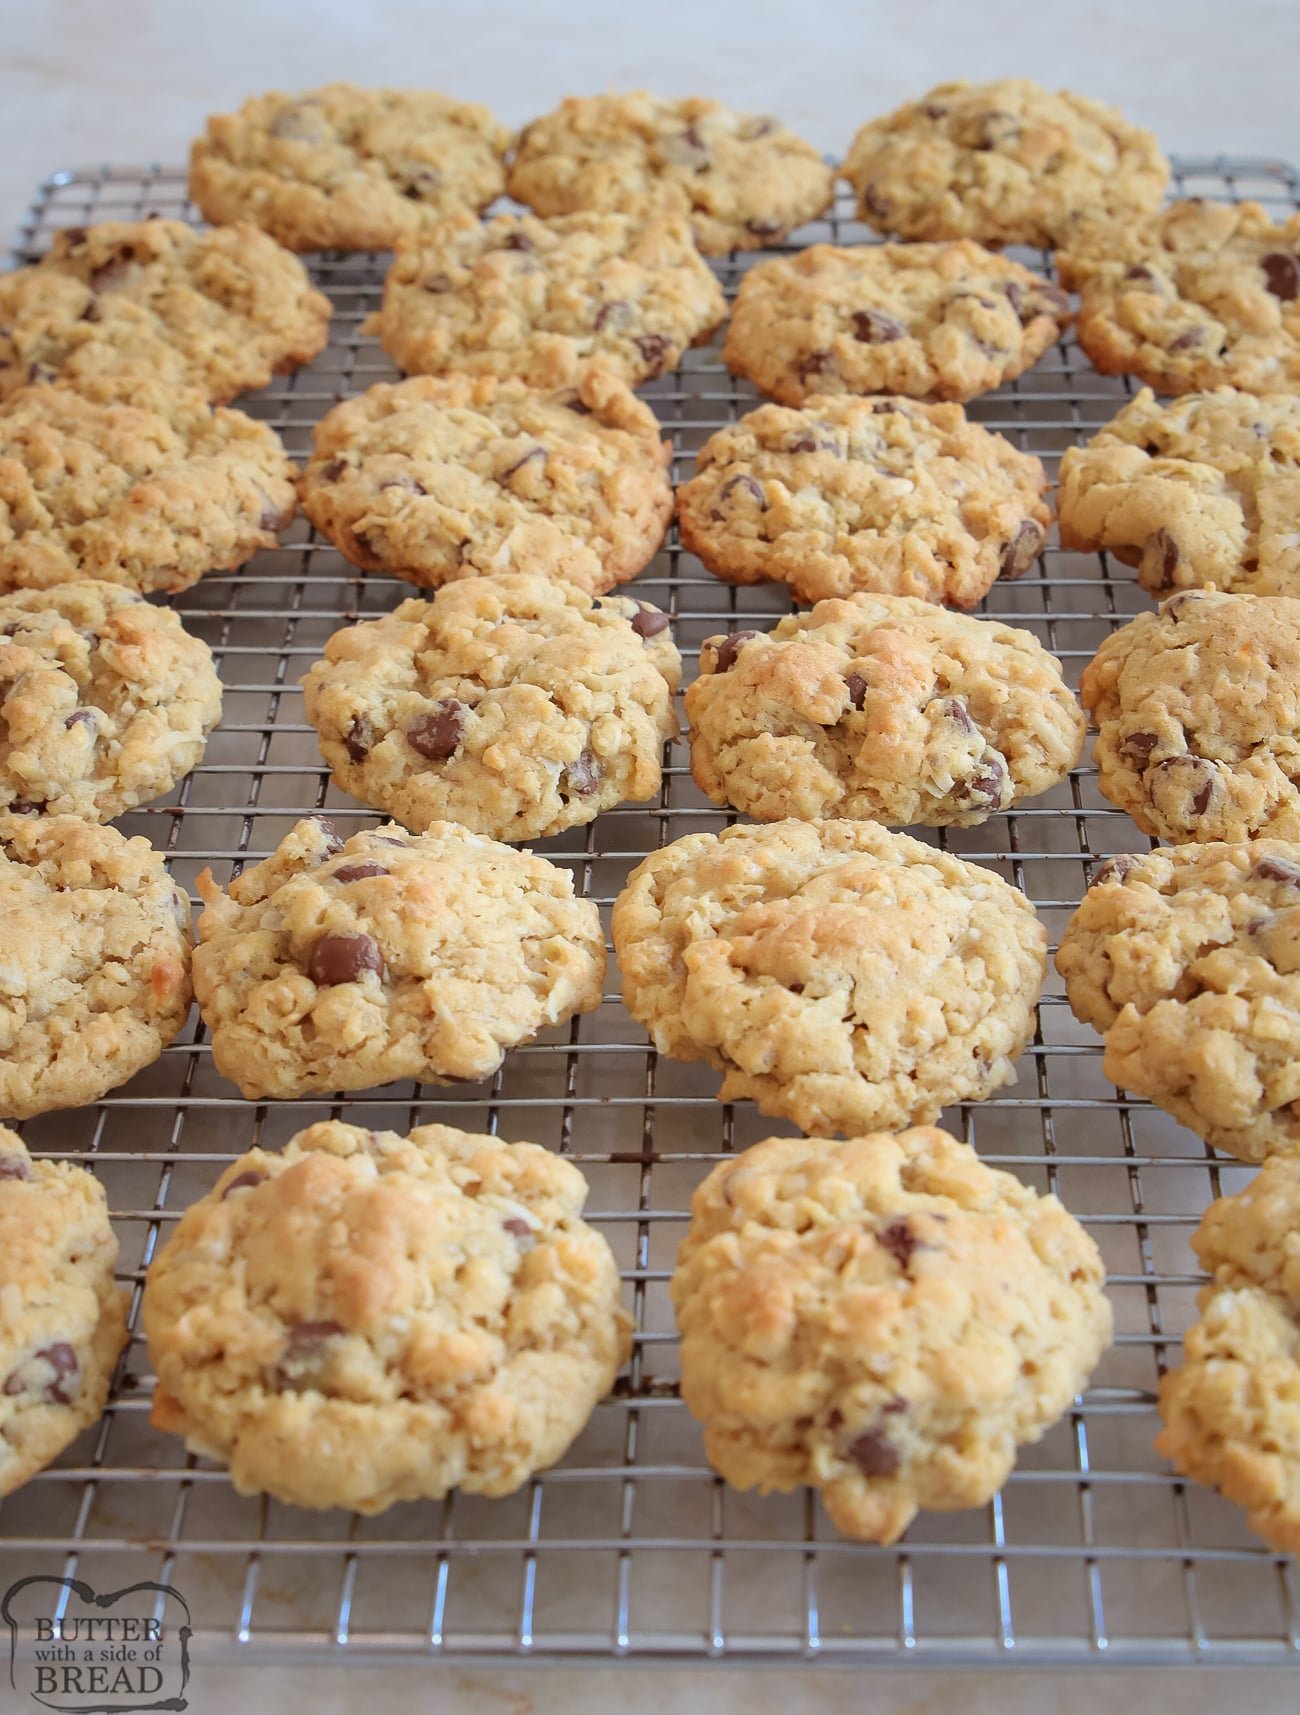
[2,1,1299,1708]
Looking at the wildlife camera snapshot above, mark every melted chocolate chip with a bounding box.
[785,431,839,455]
[1093,854,1137,886]
[955,759,1007,805]
[844,671,868,710]
[794,348,834,382]
[1262,252,1300,302]
[0,1155,30,1181]
[332,861,389,883]
[944,697,975,734]
[1163,590,1205,622]
[422,272,453,293]
[307,932,384,986]
[971,110,1020,150]
[9,799,44,815]
[64,708,95,730]
[878,1219,919,1271]
[259,498,292,530]
[3,1343,80,1405]
[26,363,55,385]
[1156,755,1216,818]
[852,308,906,344]
[847,1428,900,1478]
[561,392,592,415]
[634,333,671,377]
[221,1169,266,1199]
[61,226,87,248]
[631,603,670,638]
[710,630,759,672]
[1122,731,1160,764]
[1000,519,1045,579]
[80,301,101,323]
[1148,528,1182,589]
[502,231,533,251]
[500,445,546,480]
[344,716,373,763]
[503,1216,533,1237]
[594,300,631,332]
[565,749,600,795]
[861,185,892,223]
[378,475,427,496]
[1169,328,1204,352]
[321,456,349,481]
[718,472,766,508]
[274,1320,345,1392]
[406,699,467,761]
[311,814,344,854]
[745,218,784,238]
[1257,855,1300,888]
[1124,264,1156,283]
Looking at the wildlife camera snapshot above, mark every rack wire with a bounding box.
[1,156,1298,1671]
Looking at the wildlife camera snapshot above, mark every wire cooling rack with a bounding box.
[1,157,1299,1672]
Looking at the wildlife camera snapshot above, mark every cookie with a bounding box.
[0,1130,129,1497]
[0,219,331,405]
[1156,1156,1300,1551]
[1058,840,1300,1162]
[192,815,605,1100]
[0,377,296,595]
[611,818,1046,1135]
[1055,201,1300,396]
[723,241,1070,406]
[0,582,222,821]
[299,368,672,593]
[677,394,1051,607]
[843,78,1168,249]
[506,91,834,256]
[372,209,727,390]
[686,597,1084,826]
[301,575,680,843]
[671,1127,1111,1543]
[0,815,193,1120]
[143,1119,631,1512]
[1059,388,1300,599]
[189,83,510,252]
[1081,589,1300,844]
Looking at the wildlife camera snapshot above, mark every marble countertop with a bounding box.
[2,2,1297,1709]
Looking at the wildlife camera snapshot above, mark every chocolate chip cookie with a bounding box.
[372,209,727,390]
[1058,840,1300,1162]
[506,91,834,256]
[0,1130,128,1497]
[143,1119,631,1512]
[672,1127,1111,1543]
[0,582,222,821]
[299,368,672,593]
[843,78,1168,249]
[1056,200,1300,395]
[0,815,194,1120]
[677,394,1051,606]
[0,219,331,404]
[686,597,1084,826]
[1157,1156,1300,1551]
[0,377,296,595]
[192,815,605,1100]
[1082,590,1300,844]
[612,818,1046,1135]
[723,241,1070,406]
[1059,387,1300,598]
[301,575,679,843]
[190,83,510,252]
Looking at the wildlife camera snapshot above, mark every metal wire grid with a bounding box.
[0,156,1298,1671]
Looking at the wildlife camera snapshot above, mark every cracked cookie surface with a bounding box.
[612,818,1046,1135]
[1082,589,1300,844]
[677,394,1051,606]
[301,574,680,842]
[671,1127,1111,1542]
[0,219,331,404]
[192,815,606,1100]
[723,241,1069,406]
[507,91,833,256]
[190,83,510,252]
[1058,840,1300,1162]
[686,596,1084,827]
[143,1119,631,1512]
[373,209,727,390]
[299,368,672,593]
[0,815,194,1120]
[0,377,296,595]
[843,78,1167,249]
[0,1129,128,1497]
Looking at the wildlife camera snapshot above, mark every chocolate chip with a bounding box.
[9,799,44,815]
[378,475,427,496]
[852,308,906,344]
[785,431,839,454]
[26,363,55,385]
[1004,280,1025,317]
[374,834,409,847]
[971,110,1020,150]
[500,445,546,480]
[710,630,759,672]
[80,301,101,323]
[745,117,778,139]
[955,758,1007,806]
[1257,855,1300,887]
[861,185,893,223]
[922,102,949,120]
[400,166,442,197]
[565,749,600,796]
[311,814,343,854]
[878,1218,918,1271]
[3,1343,80,1405]
[502,231,533,251]
[1000,519,1045,578]
[1156,755,1216,818]
[745,218,784,238]
[1262,253,1300,302]
[61,226,87,248]
[0,1155,30,1181]
[259,498,292,529]
[661,126,711,170]
[344,716,373,762]
[332,862,389,883]
[422,273,453,293]
[64,708,95,730]
[943,697,975,734]
[221,1169,266,1199]
[1094,854,1137,886]
[845,672,868,709]
[847,1428,900,1478]
[634,333,671,377]
[631,603,670,638]
[1121,730,1160,762]
[561,392,592,414]
[794,348,834,382]
[594,300,631,332]
[406,699,466,761]
[89,259,129,292]
[503,1216,533,1237]
[274,1320,345,1392]
[1124,264,1156,283]
[1147,528,1182,590]
[1169,328,1204,352]
[307,932,384,987]
[718,472,766,508]
[321,457,349,481]
[1026,282,1071,320]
